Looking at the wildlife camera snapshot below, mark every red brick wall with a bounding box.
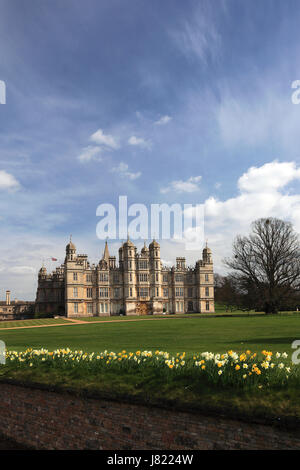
[0,382,299,450]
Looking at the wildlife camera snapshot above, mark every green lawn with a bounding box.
[0,318,71,329]
[0,314,299,355]
[1,314,300,425]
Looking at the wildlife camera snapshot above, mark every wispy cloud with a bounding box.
[154,115,172,126]
[78,145,103,163]
[0,170,20,191]
[170,4,221,64]
[161,176,202,193]
[90,128,120,150]
[111,162,141,180]
[128,135,151,149]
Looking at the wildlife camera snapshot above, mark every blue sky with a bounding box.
[1,0,300,299]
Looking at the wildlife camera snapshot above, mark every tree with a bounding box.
[214,273,243,311]
[224,218,300,314]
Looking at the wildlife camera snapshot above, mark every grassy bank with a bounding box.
[1,347,299,428]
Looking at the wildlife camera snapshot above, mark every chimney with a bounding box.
[6,290,11,305]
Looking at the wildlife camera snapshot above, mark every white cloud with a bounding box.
[78,145,102,163]
[90,128,119,150]
[199,161,300,273]
[161,259,173,267]
[161,176,202,193]
[154,115,172,126]
[128,135,151,149]
[0,170,20,191]
[237,161,300,193]
[111,162,141,180]
[8,266,36,274]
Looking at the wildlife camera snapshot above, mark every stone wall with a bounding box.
[0,382,299,450]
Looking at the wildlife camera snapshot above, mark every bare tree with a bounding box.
[224,218,300,314]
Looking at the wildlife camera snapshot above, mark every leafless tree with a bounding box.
[224,218,300,314]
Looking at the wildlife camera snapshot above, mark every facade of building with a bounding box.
[0,290,34,321]
[35,238,214,317]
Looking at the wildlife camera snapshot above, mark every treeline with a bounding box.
[214,273,300,312]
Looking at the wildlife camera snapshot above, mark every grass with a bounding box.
[0,318,71,329]
[1,349,299,427]
[0,314,299,355]
[0,312,299,426]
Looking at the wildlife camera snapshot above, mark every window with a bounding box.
[205,274,209,282]
[139,287,148,297]
[156,287,159,296]
[163,288,168,297]
[130,287,132,297]
[188,288,193,297]
[114,288,119,298]
[163,274,168,283]
[175,274,183,282]
[139,273,148,282]
[105,303,108,313]
[100,303,104,313]
[156,273,159,282]
[99,287,109,297]
[113,273,119,282]
[73,287,78,298]
[73,272,78,281]
[130,273,132,282]
[99,273,108,282]
[86,273,92,282]
[74,303,78,313]
[87,287,92,298]
[205,287,209,297]
[175,287,184,297]
[155,261,158,269]
[139,261,148,269]
[87,304,93,314]
[206,301,210,311]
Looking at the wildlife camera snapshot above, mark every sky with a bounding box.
[1,0,300,300]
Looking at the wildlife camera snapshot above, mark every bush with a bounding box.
[34,311,54,319]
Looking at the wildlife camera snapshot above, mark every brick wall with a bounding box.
[0,382,299,450]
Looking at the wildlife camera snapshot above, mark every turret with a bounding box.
[65,236,76,261]
[202,243,212,264]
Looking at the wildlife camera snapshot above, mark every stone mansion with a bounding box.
[35,237,215,317]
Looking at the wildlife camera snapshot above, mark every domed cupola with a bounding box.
[141,241,149,255]
[123,233,135,248]
[149,239,160,250]
[66,236,76,260]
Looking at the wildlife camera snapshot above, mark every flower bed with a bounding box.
[4,348,299,389]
